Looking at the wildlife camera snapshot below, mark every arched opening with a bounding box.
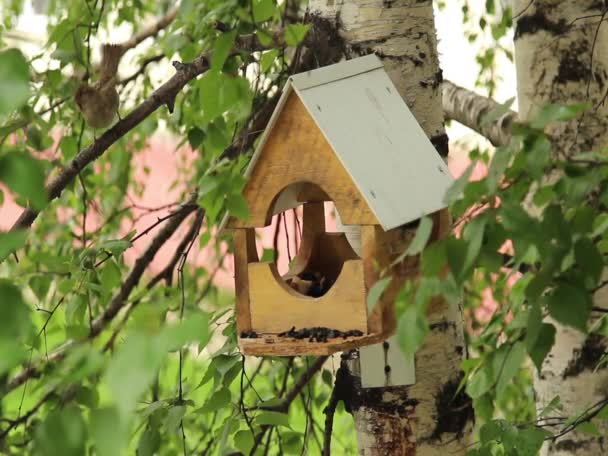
[253,182,360,298]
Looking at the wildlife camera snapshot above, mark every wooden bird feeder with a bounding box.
[222,55,453,357]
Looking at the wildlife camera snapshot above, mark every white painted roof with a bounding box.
[233,54,454,231]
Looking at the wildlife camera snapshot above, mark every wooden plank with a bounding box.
[233,229,255,333]
[361,225,386,334]
[248,259,367,334]
[227,93,378,228]
[284,202,325,279]
[239,331,388,356]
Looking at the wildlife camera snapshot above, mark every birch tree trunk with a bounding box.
[308,1,472,454]
[513,1,608,454]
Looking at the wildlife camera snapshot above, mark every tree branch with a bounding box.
[118,8,178,55]
[322,357,352,456]
[442,80,517,147]
[256,356,328,413]
[8,56,209,237]
[6,193,199,393]
[90,194,198,338]
[119,54,165,87]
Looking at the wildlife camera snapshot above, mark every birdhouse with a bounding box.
[223,55,453,357]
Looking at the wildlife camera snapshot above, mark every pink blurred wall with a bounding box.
[0,136,481,292]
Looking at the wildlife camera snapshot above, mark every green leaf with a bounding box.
[0,150,47,210]
[392,217,434,266]
[137,426,161,456]
[252,0,276,22]
[479,420,503,444]
[466,364,494,399]
[397,304,428,355]
[367,277,391,313]
[212,31,237,70]
[260,49,279,73]
[462,216,486,273]
[528,323,556,372]
[59,136,79,160]
[234,429,254,454]
[97,238,131,256]
[34,407,87,456]
[444,161,474,204]
[446,237,468,283]
[420,241,447,276]
[481,97,514,126]
[496,342,526,394]
[100,260,121,295]
[199,70,222,119]
[255,411,291,428]
[530,103,590,129]
[90,407,127,456]
[546,283,591,332]
[284,23,310,47]
[593,213,608,237]
[104,332,165,415]
[538,396,563,418]
[0,279,33,348]
[574,238,604,287]
[164,405,186,432]
[226,194,250,220]
[0,48,30,116]
[576,421,600,436]
[0,230,27,261]
[159,311,210,351]
[200,387,231,413]
[516,426,550,455]
[198,174,220,197]
[260,248,276,262]
[26,125,53,151]
[525,301,542,349]
[188,127,205,149]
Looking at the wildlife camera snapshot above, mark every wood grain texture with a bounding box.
[283,202,326,280]
[227,92,378,228]
[233,228,256,333]
[248,259,367,334]
[239,332,388,356]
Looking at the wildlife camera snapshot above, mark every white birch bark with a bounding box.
[308,1,471,454]
[513,1,608,454]
[442,80,517,147]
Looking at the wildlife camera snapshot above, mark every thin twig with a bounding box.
[6,194,199,394]
[6,55,210,244]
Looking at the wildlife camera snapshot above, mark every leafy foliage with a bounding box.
[0,1,357,454]
[396,101,608,452]
[0,0,606,455]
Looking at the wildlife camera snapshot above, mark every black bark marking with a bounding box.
[299,14,346,70]
[514,10,569,39]
[431,133,449,158]
[555,41,592,84]
[429,320,455,332]
[353,385,420,414]
[562,334,608,379]
[427,373,474,442]
[420,69,443,90]
[554,437,604,452]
